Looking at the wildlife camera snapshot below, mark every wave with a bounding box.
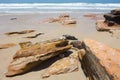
[0,3,120,13]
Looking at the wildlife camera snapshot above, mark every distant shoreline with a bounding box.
[0,3,119,14]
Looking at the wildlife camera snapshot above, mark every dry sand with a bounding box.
[0,12,120,80]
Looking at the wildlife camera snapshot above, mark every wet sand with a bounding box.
[0,12,120,80]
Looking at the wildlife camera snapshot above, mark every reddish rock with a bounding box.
[82,39,120,80]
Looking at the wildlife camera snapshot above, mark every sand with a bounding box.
[0,12,120,80]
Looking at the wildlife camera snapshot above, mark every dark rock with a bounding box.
[25,33,44,38]
[104,13,120,24]
[10,18,17,20]
[111,9,120,15]
[70,41,82,49]
[62,35,78,40]
[5,30,35,35]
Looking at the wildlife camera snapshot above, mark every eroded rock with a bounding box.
[81,39,120,80]
[41,48,79,78]
[19,41,32,48]
[70,40,82,49]
[5,30,35,35]
[61,19,76,25]
[44,14,76,25]
[6,39,71,77]
[0,43,16,49]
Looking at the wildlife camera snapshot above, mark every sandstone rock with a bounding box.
[5,30,35,35]
[0,43,16,49]
[41,48,79,78]
[48,18,60,23]
[81,39,120,80]
[45,14,76,25]
[19,41,32,48]
[61,19,76,25]
[96,20,120,31]
[6,39,71,77]
[109,29,120,39]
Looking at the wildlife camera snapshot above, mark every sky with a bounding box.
[0,0,120,3]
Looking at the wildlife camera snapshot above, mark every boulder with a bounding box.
[96,20,120,31]
[41,48,79,78]
[70,40,82,49]
[81,39,120,80]
[6,39,71,77]
[104,13,120,24]
[111,9,120,15]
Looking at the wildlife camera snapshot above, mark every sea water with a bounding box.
[0,3,120,13]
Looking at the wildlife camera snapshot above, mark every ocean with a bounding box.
[0,0,120,13]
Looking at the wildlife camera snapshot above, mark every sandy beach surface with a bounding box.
[0,12,120,80]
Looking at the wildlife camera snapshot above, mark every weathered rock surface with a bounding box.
[81,39,120,80]
[103,9,120,25]
[44,14,76,25]
[41,48,79,78]
[96,20,120,38]
[96,9,120,34]
[61,19,76,25]
[96,20,112,31]
[19,41,32,48]
[6,39,71,77]
[0,43,16,49]
[109,29,120,39]
[104,13,120,24]
[70,40,82,49]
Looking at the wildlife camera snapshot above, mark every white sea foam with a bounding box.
[0,3,120,13]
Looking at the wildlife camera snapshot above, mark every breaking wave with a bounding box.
[0,3,120,13]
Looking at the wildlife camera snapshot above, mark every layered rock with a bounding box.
[44,14,76,25]
[96,9,120,31]
[5,30,35,35]
[96,9,120,38]
[41,48,79,78]
[81,39,120,80]
[6,39,71,77]
[104,9,120,25]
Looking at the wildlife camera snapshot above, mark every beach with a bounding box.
[0,12,120,80]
